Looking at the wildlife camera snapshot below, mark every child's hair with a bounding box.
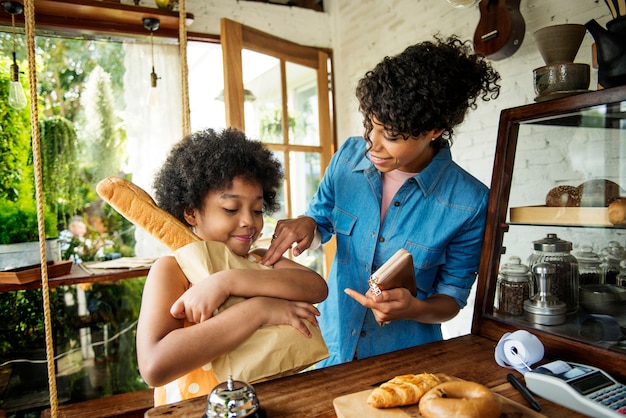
[356,34,501,148]
[153,128,283,226]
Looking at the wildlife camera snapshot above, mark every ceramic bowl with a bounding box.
[580,284,626,316]
[533,63,590,98]
[533,24,587,65]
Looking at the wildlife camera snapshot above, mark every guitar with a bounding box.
[473,0,526,60]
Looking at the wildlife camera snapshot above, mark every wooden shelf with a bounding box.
[0,262,150,292]
[0,0,194,38]
[510,205,612,227]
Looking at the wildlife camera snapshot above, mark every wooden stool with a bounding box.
[40,388,153,418]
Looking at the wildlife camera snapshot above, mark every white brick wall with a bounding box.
[132,0,617,337]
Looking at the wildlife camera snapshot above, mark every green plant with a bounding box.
[0,286,77,360]
[40,115,81,225]
[0,199,58,244]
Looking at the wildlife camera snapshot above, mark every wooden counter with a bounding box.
[145,334,587,417]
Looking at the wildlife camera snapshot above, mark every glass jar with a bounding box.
[527,233,579,314]
[495,256,533,316]
[573,245,603,285]
[601,241,625,285]
[617,260,626,288]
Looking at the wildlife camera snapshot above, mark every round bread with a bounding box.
[545,185,580,207]
[578,179,621,207]
[418,381,501,418]
[608,198,626,225]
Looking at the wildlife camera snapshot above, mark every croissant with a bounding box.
[366,373,447,409]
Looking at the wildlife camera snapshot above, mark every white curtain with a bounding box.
[123,41,183,257]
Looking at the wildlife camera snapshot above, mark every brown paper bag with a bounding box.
[174,240,329,384]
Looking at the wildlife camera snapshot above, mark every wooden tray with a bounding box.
[510,205,611,227]
[0,260,73,285]
[333,388,547,418]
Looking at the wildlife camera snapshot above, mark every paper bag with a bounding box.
[174,240,329,383]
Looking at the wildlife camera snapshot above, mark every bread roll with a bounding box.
[366,373,446,408]
[96,177,200,251]
[545,185,580,207]
[578,179,621,207]
[418,381,501,418]
[608,198,626,225]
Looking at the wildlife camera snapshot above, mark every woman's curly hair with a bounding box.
[356,34,501,149]
[153,128,283,226]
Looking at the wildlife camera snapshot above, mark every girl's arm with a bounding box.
[169,252,328,323]
[137,255,321,387]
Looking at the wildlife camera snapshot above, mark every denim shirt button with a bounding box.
[360,331,367,337]
[394,201,400,206]
[378,237,385,242]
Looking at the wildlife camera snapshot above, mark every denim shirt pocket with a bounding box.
[332,207,357,264]
[405,242,445,294]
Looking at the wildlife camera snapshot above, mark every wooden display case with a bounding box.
[472,85,626,382]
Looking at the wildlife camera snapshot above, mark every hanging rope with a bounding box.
[23,0,59,416]
[179,0,191,137]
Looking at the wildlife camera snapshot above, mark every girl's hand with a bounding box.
[254,297,320,338]
[169,271,230,323]
[344,287,413,325]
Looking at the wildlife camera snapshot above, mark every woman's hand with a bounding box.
[345,287,460,325]
[253,297,321,338]
[169,271,231,323]
[260,216,318,266]
[345,287,414,325]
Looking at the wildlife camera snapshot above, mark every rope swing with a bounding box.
[179,0,191,137]
[23,0,59,416]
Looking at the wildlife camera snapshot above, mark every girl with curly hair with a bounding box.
[262,35,501,367]
[136,128,328,404]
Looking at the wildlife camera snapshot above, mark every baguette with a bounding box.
[366,373,449,408]
[96,176,200,251]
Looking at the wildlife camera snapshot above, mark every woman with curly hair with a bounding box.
[261,35,501,367]
[136,128,328,404]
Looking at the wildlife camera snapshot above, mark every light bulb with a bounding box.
[9,60,26,110]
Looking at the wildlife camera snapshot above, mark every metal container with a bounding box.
[524,263,567,325]
[206,377,264,418]
[527,233,579,314]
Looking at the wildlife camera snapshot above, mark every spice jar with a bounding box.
[527,233,579,314]
[494,256,533,316]
[601,241,625,285]
[573,245,602,285]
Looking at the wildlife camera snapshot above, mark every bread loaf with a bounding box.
[609,198,626,225]
[366,373,449,408]
[96,177,200,251]
[545,185,580,207]
[578,179,621,207]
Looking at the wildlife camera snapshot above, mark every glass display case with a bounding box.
[472,85,626,381]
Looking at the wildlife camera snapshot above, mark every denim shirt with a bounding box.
[307,137,489,367]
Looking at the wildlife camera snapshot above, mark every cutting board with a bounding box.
[333,388,547,418]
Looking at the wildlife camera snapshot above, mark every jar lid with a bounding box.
[206,376,260,418]
[500,256,530,277]
[573,245,601,264]
[533,233,572,252]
